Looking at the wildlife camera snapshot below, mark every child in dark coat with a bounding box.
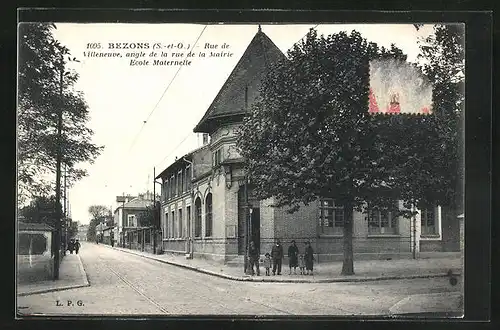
[263,253,272,276]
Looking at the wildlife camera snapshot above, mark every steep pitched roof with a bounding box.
[193,27,287,133]
[155,144,210,180]
[123,197,152,209]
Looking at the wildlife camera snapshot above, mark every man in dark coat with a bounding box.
[288,240,299,275]
[248,240,260,276]
[304,241,315,275]
[74,239,81,254]
[68,239,74,254]
[271,238,284,275]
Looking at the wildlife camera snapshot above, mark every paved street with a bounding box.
[17,242,460,316]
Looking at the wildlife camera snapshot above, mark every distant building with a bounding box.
[114,193,154,247]
[77,224,88,241]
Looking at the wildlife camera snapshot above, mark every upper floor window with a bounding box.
[170,175,175,198]
[127,214,136,227]
[213,148,222,167]
[185,166,191,192]
[319,199,344,235]
[164,179,169,201]
[367,202,399,235]
[177,170,183,196]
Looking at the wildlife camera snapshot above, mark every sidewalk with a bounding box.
[17,253,90,296]
[104,245,461,283]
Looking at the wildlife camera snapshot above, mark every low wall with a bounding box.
[17,255,54,283]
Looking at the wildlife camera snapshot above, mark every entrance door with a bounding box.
[250,207,260,252]
[237,184,261,255]
[237,187,245,254]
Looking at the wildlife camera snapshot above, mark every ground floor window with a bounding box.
[195,197,202,237]
[171,210,175,238]
[421,206,438,236]
[205,193,213,237]
[367,202,399,235]
[18,233,47,255]
[163,212,168,239]
[319,198,344,235]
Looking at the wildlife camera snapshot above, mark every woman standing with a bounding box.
[304,241,315,275]
[287,240,299,275]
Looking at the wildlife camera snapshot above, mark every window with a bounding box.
[195,197,202,237]
[145,231,151,243]
[185,166,191,192]
[170,175,175,198]
[167,212,170,238]
[367,202,399,235]
[421,206,437,235]
[186,205,191,237]
[18,233,47,255]
[205,193,213,237]
[171,210,175,238]
[178,171,182,195]
[178,208,183,238]
[165,180,170,200]
[319,199,344,235]
[127,215,136,227]
[162,180,166,201]
[213,148,222,167]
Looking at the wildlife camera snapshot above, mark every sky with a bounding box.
[48,23,435,224]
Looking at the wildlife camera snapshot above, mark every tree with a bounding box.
[137,205,154,227]
[412,24,464,212]
[67,219,79,239]
[18,195,57,226]
[17,23,103,205]
[237,29,410,275]
[87,205,111,242]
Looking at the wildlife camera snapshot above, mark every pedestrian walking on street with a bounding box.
[288,240,299,275]
[249,240,260,276]
[75,239,81,254]
[68,239,75,254]
[271,238,284,275]
[263,253,272,276]
[304,241,315,275]
[111,238,115,247]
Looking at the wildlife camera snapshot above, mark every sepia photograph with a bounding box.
[16,19,465,317]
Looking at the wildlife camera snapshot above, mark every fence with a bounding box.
[122,227,162,254]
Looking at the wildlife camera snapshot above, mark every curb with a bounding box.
[105,245,461,284]
[17,254,90,297]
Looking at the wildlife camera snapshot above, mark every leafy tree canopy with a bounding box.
[18,23,103,205]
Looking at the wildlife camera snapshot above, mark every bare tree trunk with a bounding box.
[341,204,355,275]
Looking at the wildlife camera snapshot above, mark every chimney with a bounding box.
[202,133,209,145]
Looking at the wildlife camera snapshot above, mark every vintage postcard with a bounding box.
[16,19,465,317]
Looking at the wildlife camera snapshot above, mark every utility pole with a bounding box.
[243,176,249,275]
[63,164,68,254]
[54,56,64,280]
